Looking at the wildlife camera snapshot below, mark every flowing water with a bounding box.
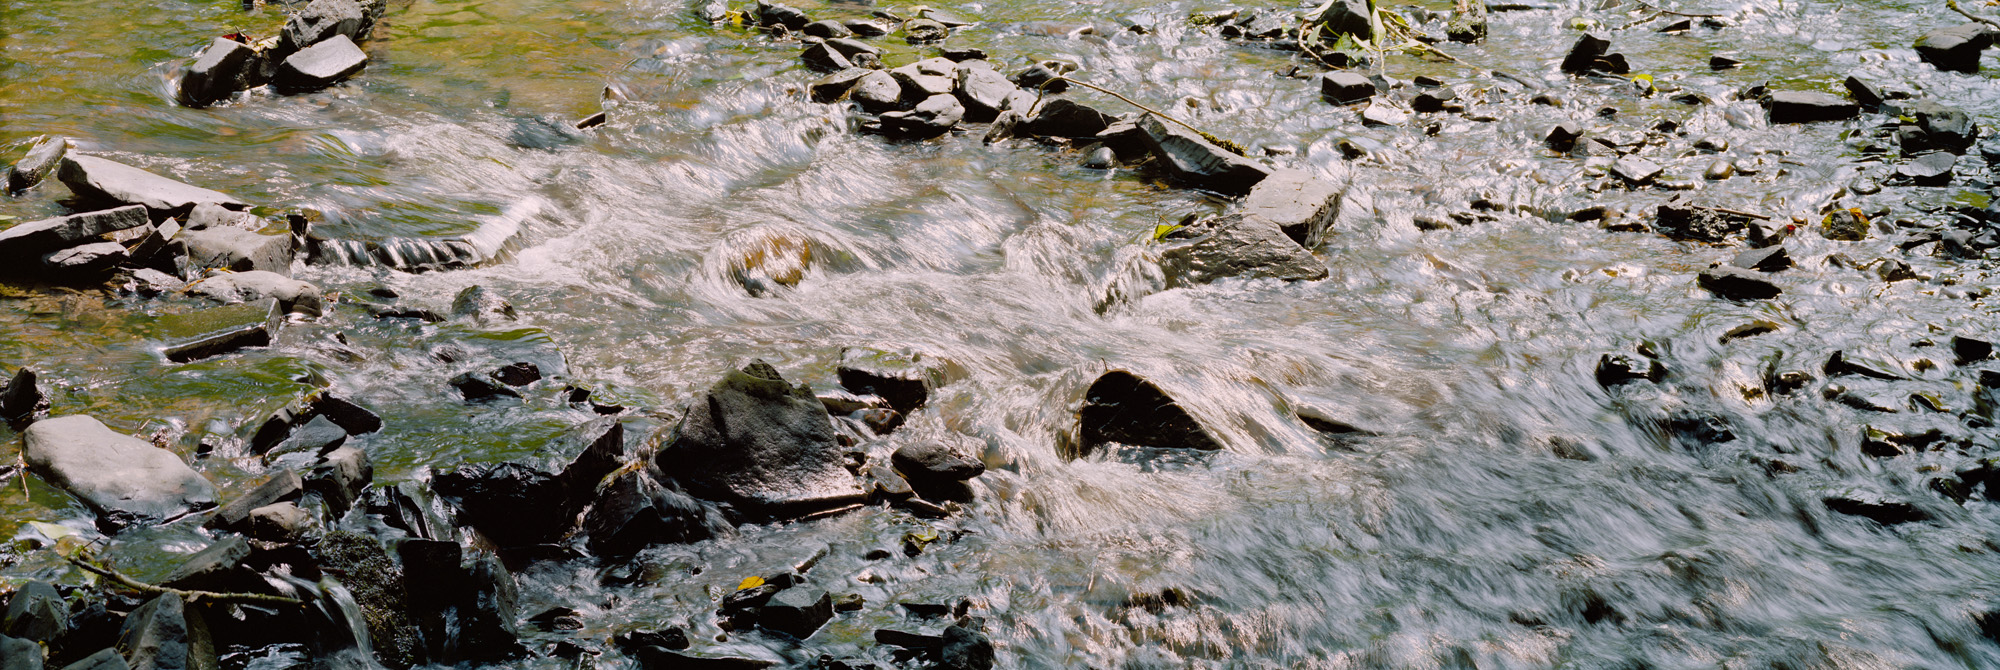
[7,0,2000,665]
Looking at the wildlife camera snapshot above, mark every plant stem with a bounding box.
[1043,76,1210,140]
[1949,0,2000,28]
[63,551,305,606]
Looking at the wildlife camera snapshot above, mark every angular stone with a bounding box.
[58,156,244,220]
[24,415,216,527]
[1159,213,1326,286]
[851,71,903,113]
[1898,151,1957,186]
[274,35,368,93]
[1766,91,1858,124]
[880,94,963,138]
[1010,61,1072,93]
[178,38,260,107]
[118,594,216,670]
[1080,370,1224,452]
[889,65,955,99]
[0,205,149,261]
[174,227,292,277]
[7,135,68,194]
[656,361,864,518]
[1546,123,1581,152]
[1915,23,1995,73]
[759,586,832,639]
[1610,156,1662,184]
[822,37,881,59]
[2,582,64,643]
[280,0,365,53]
[582,468,720,556]
[810,69,873,103]
[207,470,303,530]
[188,271,322,315]
[1653,199,1747,242]
[754,1,810,30]
[837,349,943,414]
[157,536,257,594]
[802,20,851,38]
[891,441,983,492]
[0,634,38,670]
[1731,245,1792,272]
[954,66,1016,121]
[631,647,777,670]
[126,218,182,266]
[158,299,279,364]
[1137,114,1270,195]
[1697,266,1781,300]
[1310,0,1373,41]
[1022,99,1115,138]
[432,462,570,546]
[940,625,995,670]
[37,242,126,278]
[903,18,949,43]
[306,445,371,515]
[1906,101,1978,155]
[801,43,852,73]
[58,650,125,670]
[0,368,49,425]
[1824,351,1905,380]
[1561,32,1611,73]
[1319,72,1373,104]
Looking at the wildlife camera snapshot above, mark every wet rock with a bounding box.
[1411,89,1458,113]
[248,393,381,454]
[183,203,264,231]
[801,43,853,73]
[1311,0,1373,42]
[1879,258,1919,282]
[1009,61,1073,93]
[1905,101,1977,155]
[891,441,982,502]
[207,470,303,530]
[305,445,371,515]
[953,67,1016,121]
[864,460,914,501]
[656,361,864,518]
[1610,156,1662,185]
[266,413,349,459]
[1359,101,1407,127]
[118,594,216,670]
[0,368,49,425]
[274,34,368,93]
[758,586,833,639]
[0,635,38,670]
[890,59,958,98]
[837,349,942,414]
[451,285,517,325]
[880,94,963,138]
[38,242,126,279]
[1136,114,1270,195]
[1560,32,1611,73]
[7,135,68,194]
[491,362,542,386]
[126,219,182,267]
[754,1,810,31]
[160,299,279,364]
[1546,124,1581,152]
[24,415,216,529]
[1654,199,1747,242]
[822,38,882,60]
[1824,494,1929,525]
[280,0,365,54]
[904,18,949,43]
[188,271,322,315]
[1955,335,1993,365]
[244,502,316,543]
[3,582,64,643]
[1080,145,1117,169]
[1914,23,1995,73]
[401,543,523,663]
[614,627,691,652]
[582,468,722,556]
[0,205,149,262]
[1824,351,1905,380]
[1703,159,1735,180]
[940,625,995,670]
[630,647,777,670]
[940,47,988,62]
[174,227,293,276]
[810,69,874,103]
[433,462,570,546]
[1897,151,1956,186]
[317,532,420,666]
[803,20,852,39]
[1595,353,1663,387]
[851,71,903,113]
[1697,267,1781,300]
[1765,91,1857,124]
[57,650,124,670]
[1079,370,1224,452]
[1158,213,1325,286]
[1319,72,1374,104]
[177,38,261,107]
[57,156,245,220]
[1243,169,1341,248]
[844,19,890,37]
[1022,99,1116,138]
[1820,208,1868,241]
[1731,245,1792,272]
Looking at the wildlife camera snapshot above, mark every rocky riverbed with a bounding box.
[7,0,2000,667]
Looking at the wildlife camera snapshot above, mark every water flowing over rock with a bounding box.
[656,361,865,519]
[1078,371,1225,453]
[1159,213,1328,286]
[1135,114,1271,195]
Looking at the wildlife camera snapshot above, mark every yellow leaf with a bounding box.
[737,575,765,590]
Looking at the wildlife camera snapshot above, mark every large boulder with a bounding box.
[0,205,149,262]
[56,156,245,221]
[117,594,217,670]
[23,416,216,529]
[1135,114,1270,195]
[655,361,865,519]
[757,586,832,639]
[1158,213,1327,286]
[0,634,39,670]
[1079,371,1224,452]
[1915,23,1995,73]
[1242,169,1341,247]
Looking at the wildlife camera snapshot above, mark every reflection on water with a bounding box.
[7,0,2000,665]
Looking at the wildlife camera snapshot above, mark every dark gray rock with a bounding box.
[759,586,833,639]
[1731,245,1792,272]
[1610,156,1662,185]
[433,462,569,546]
[280,0,365,53]
[274,35,368,93]
[1595,353,1663,387]
[904,18,949,43]
[37,242,125,279]
[755,1,810,30]
[118,594,216,670]
[1905,101,1977,155]
[177,38,260,108]
[582,468,722,556]
[1,368,49,425]
[1822,209,1868,241]
[1023,99,1116,138]
[844,19,890,36]
[880,94,963,138]
[1546,123,1582,152]
[1137,114,1270,195]
[1766,91,1857,124]
[837,349,943,414]
[1561,32,1611,73]
[1310,0,1373,42]
[810,69,873,103]
[1080,370,1224,452]
[851,71,903,113]
[890,59,958,98]
[316,532,420,666]
[891,441,984,500]
[802,43,853,73]
[158,536,259,595]
[1698,267,1782,300]
[1843,75,1892,112]
[58,650,126,670]
[0,205,149,261]
[1709,55,1742,70]
[1319,72,1373,104]
[175,227,292,276]
[1159,213,1326,286]
[1898,151,1958,186]
[306,445,371,515]
[57,156,244,220]
[7,135,67,194]
[24,415,216,528]
[490,362,541,387]
[803,20,852,38]
[1824,493,1929,525]
[2,582,64,643]
[1080,144,1116,169]
[940,625,995,670]
[399,541,523,663]
[954,66,1016,121]
[262,414,347,459]
[1915,23,1995,73]
[631,647,776,670]
[656,361,865,518]
[248,394,381,455]
[822,38,881,59]
[451,285,517,326]
[1009,61,1073,93]
[126,218,182,267]
[206,470,303,530]
[864,460,914,501]
[159,299,279,364]
[0,634,39,670]
[1654,199,1747,242]
[1825,350,1906,380]
[1703,159,1735,180]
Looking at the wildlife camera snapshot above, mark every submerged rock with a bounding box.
[1159,213,1327,286]
[57,155,246,220]
[1697,267,1782,300]
[451,285,517,326]
[24,415,216,529]
[1079,370,1224,452]
[656,361,865,519]
[275,34,368,93]
[1136,114,1270,195]
[1596,354,1664,387]
[1915,23,1995,73]
[940,625,995,670]
[6,135,68,194]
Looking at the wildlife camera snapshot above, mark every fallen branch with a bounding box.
[1630,0,1725,17]
[1948,0,2000,28]
[1697,205,1772,221]
[63,549,304,606]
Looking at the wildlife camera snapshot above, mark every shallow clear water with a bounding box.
[7,0,2000,665]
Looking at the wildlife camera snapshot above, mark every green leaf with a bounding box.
[1152,224,1184,241]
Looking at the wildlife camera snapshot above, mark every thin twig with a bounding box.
[1949,0,2000,28]
[1615,10,1665,29]
[1697,205,1771,221]
[1630,0,1725,17]
[63,550,305,606]
[1042,76,1211,140]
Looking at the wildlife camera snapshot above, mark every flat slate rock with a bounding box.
[1079,370,1225,452]
[23,415,216,527]
[1766,91,1858,124]
[1319,72,1373,103]
[1159,213,1327,286]
[656,361,864,519]
[1697,266,1782,300]
[41,242,128,278]
[176,226,293,276]
[1241,171,1339,247]
[57,156,245,220]
[1136,113,1271,195]
[1915,23,1995,73]
[0,205,148,261]
[275,34,368,93]
[158,299,281,363]
[6,135,68,195]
